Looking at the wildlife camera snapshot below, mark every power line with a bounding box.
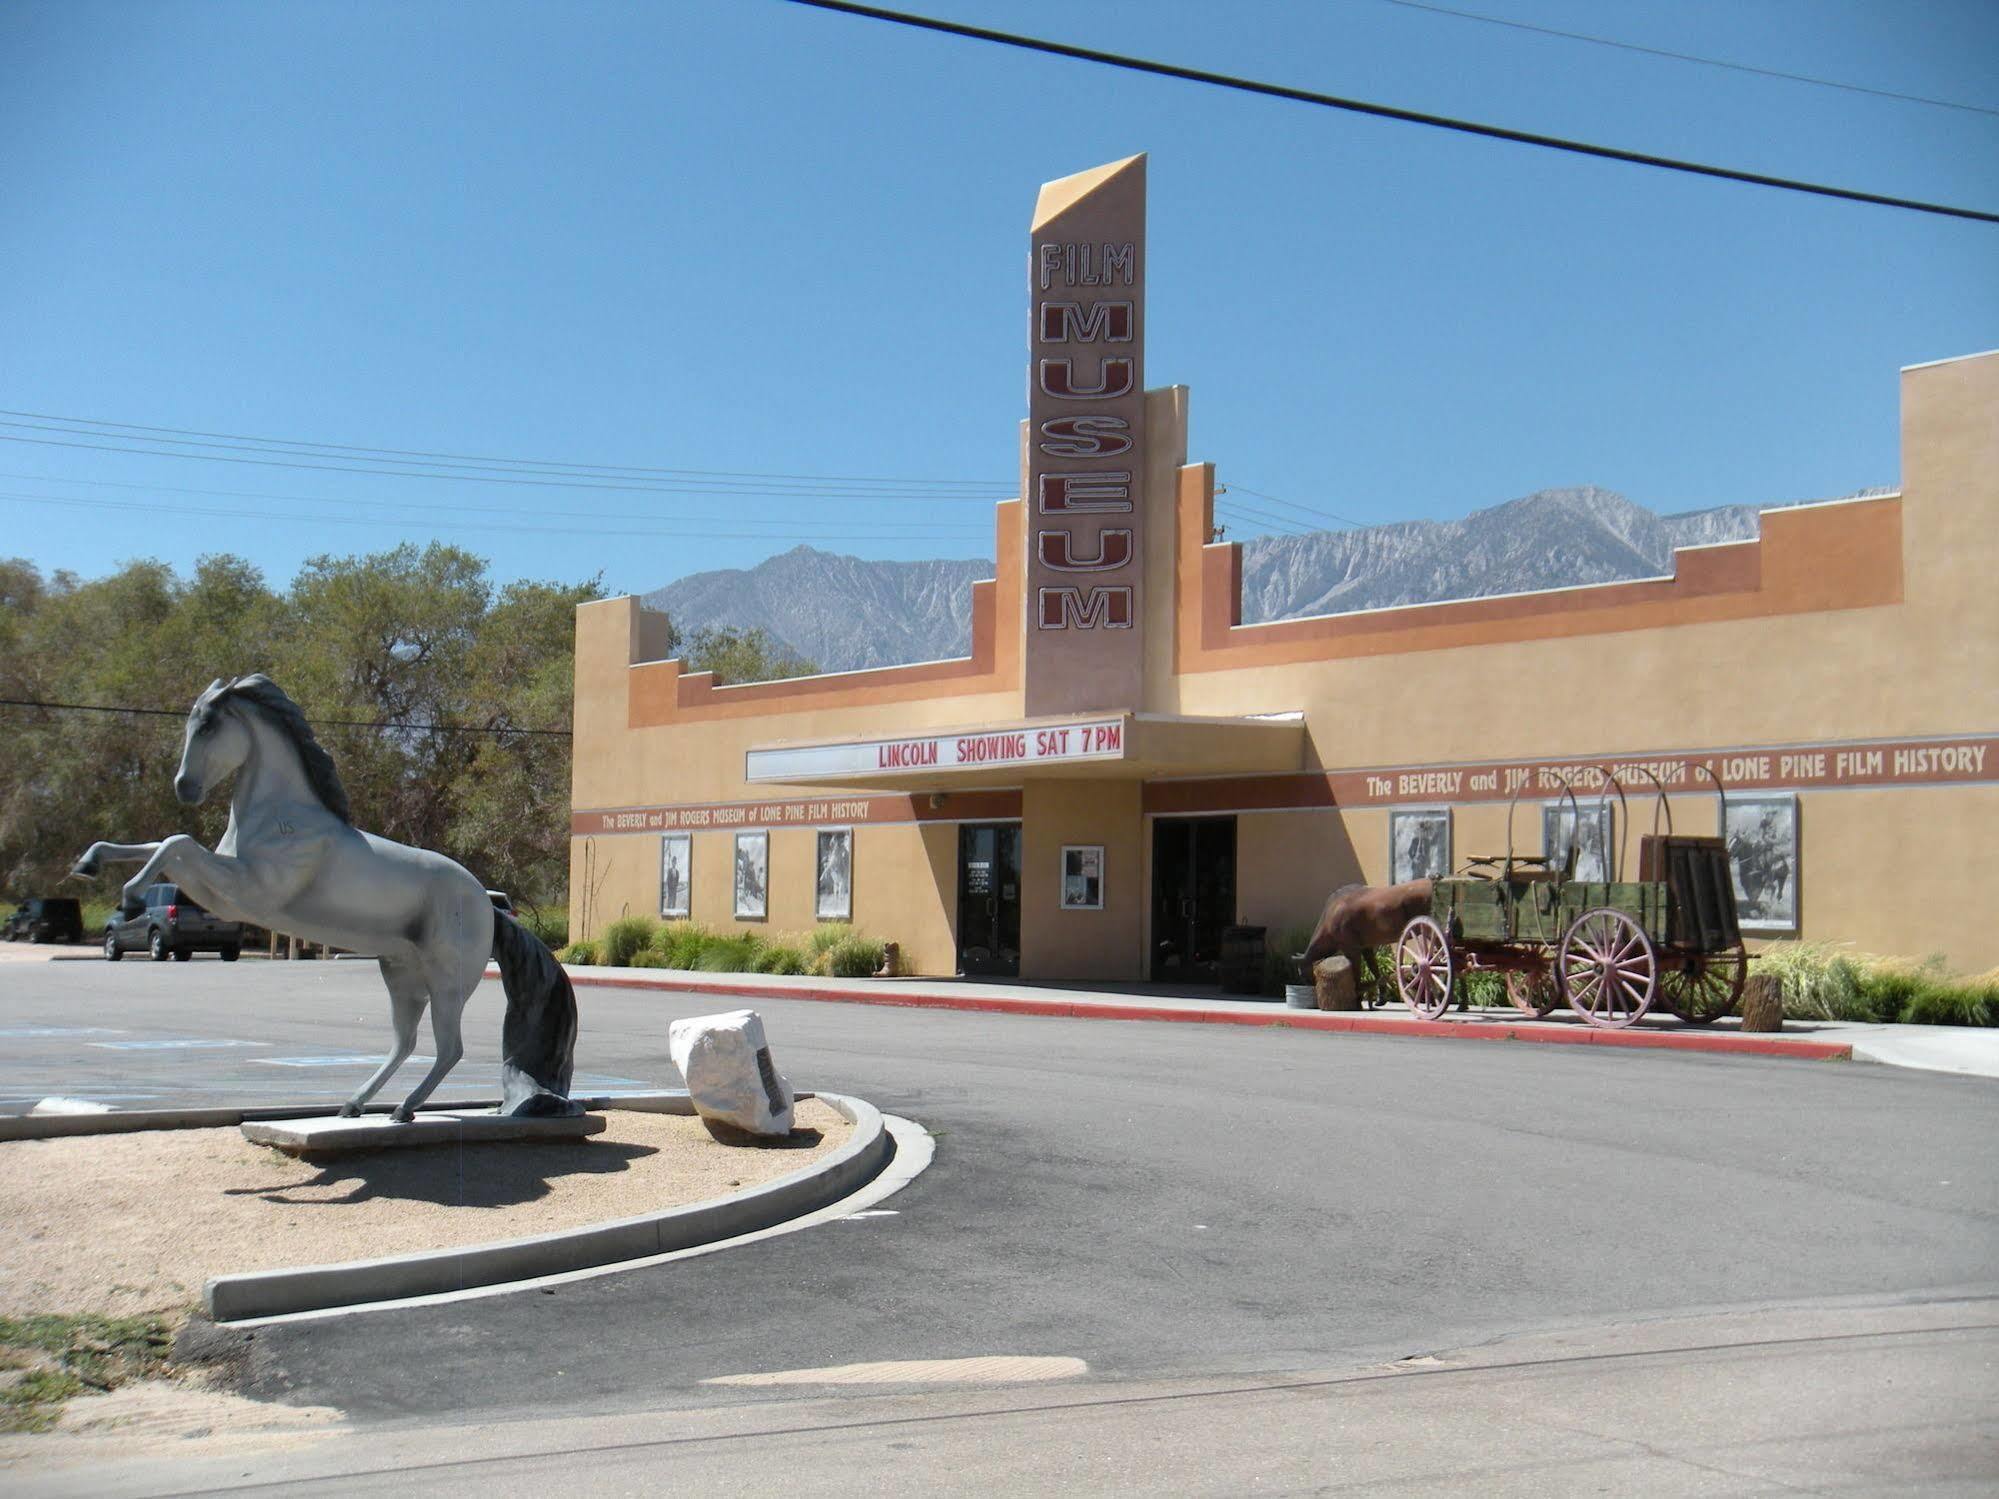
[1377,0,1999,120]
[0,408,1014,491]
[785,0,1999,225]
[0,697,574,737]
[0,489,991,545]
[0,471,993,535]
[1224,482,1368,530]
[0,430,1010,503]
[1213,500,1313,536]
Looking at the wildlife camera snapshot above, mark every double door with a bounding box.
[957,823,1022,977]
[1151,816,1237,983]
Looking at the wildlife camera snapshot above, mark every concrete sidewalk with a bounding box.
[543,965,1999,1077]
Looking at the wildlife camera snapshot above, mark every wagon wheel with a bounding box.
[1395,916,1456,1020]
[1659,943,1747,1026]
[1557,909,1657,1028]
[1504,968,1559,1019]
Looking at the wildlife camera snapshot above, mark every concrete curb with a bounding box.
[202,1091,888,1322]
[558,971,1856,1061]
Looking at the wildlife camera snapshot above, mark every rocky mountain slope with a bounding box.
[645,486,1883,674]
[643,546,991,671]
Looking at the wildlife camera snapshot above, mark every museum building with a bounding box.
[569,155,1999,981]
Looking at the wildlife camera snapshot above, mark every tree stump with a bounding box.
[1314,955,1360,1011]
[1740,972,1784,1032]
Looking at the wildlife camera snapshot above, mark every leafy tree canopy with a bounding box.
[0,547,601,912]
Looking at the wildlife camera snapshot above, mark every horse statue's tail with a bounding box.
[491,909,583,1118]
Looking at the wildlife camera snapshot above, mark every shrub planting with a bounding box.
[695,933,764,973]
[1750,941,1998,1026]
[755,940,811,975]
[599,915,658,967]
[826,934,887,978]
[628,950,668,969]
[652,922,710,969]
[557,939,599,966]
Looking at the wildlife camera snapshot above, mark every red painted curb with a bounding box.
[543,969,1853,1061]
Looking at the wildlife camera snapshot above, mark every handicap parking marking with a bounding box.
[573,1074,652,1089]
[251,1055,435,1068]
[0,1026,130,1039]
[88,1038,270,1051]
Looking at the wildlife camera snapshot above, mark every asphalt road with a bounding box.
[5,956,1997,1491]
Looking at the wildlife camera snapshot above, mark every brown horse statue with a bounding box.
[1301,879,1435,1006]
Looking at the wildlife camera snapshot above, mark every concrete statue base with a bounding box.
[242,1110,606,1156]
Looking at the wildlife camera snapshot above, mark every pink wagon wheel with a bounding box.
[1395,915,1456,1020]
[1557,908,1657,1028]
[1504,968,1560,1019]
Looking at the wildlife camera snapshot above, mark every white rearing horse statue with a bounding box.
[72,675,580,1122]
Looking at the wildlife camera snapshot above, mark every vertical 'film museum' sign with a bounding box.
[1025,154,1147,717]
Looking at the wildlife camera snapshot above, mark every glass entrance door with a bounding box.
[1151,816,1237,983]
[957,823,1022,977]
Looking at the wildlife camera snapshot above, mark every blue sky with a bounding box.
[3,0,1994,599]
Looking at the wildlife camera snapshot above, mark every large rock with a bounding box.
[668,1010,795,1136]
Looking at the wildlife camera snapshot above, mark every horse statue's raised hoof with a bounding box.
[337,1101,365,1119]
[68,851,99,879]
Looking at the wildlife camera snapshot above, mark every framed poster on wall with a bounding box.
[733,831,768,921]
[816,828,853,921]
[1060,845,1104,910]
[1544,802,1614,882]
[1389,808,1451,884]
[1726,792,1799,933]
[659,833,691,920]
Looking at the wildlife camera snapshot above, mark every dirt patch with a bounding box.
[0,1100,850,1319]
[0,1380,344,1468]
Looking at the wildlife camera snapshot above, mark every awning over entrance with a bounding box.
[744,712,1305,789]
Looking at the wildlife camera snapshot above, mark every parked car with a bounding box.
[4,897,84,944]
[103,884,243,962]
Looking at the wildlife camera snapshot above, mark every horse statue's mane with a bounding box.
[204,674,353,825]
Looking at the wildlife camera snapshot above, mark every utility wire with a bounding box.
[1377,0,1999,120]
[1214,500,1313,536]
[0,489,991,545]
[0,430,1009,503]
[1225,482,1368,530]
[0,407,1013,491]
[0,697,574,737]
[0,471,992,535]
[784,0,1999,225]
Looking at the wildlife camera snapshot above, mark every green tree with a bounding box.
[448,576,604,910]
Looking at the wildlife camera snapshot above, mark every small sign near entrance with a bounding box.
[1061,845,1104,910]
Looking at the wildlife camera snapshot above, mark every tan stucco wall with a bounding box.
[1019,780,1144,980]
[568,351,1999,976]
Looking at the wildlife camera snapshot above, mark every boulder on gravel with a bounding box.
[668,1010,795,1136]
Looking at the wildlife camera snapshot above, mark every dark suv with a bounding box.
[103,884,243,962]
[4,897,84,944]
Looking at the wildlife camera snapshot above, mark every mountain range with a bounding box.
[643,485,1886,676]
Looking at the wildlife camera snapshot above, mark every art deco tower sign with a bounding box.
[1024,154,1147,717]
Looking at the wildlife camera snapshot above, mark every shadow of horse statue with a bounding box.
[1301,879,1435,1007]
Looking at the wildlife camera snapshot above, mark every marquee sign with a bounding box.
[1025,154,1148,716]
[745,718,1126,783]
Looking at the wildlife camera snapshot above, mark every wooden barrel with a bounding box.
[1218,925,1267,994]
